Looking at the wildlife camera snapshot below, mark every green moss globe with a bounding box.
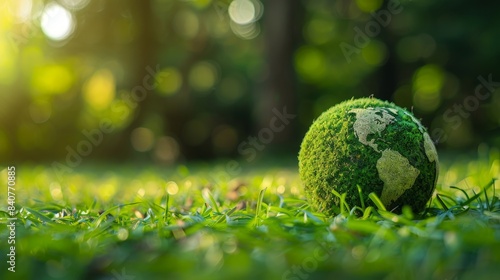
[299,98,439,215]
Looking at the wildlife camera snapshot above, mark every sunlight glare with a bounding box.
[41,2,74,41]
[228,0,256,25]
[60,0,91,11]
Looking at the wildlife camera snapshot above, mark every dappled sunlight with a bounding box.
[228,0,256,25]
[412,64,444,112]
[156,67,183,96]
[60,0,91,11]
[13,0,34,23]
[294,46,327,83]
[31,63,74,95]
[0,38,17,85]
[189,61,219,92]
[154,136,180,164]
[0,0,497,163]
[83,68,116,110]
[304,17,336,45]
[228,0,262,39]
[0,1,499,278]
[41,2,75,41]
[166,181,179,195]
[355,0,383,13]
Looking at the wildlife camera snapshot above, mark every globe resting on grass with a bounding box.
[299,98,439,215]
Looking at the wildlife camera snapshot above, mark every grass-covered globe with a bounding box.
[299,97,439,215]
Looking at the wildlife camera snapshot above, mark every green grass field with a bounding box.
[1,148,500,280]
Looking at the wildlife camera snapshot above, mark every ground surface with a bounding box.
[0,149,499,280]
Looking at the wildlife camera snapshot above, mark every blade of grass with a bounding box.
[216,206,237,224]
[202,189,220,213]
[164,193,170,224]
[368,192,386,211]
[484,185,491,210]
[341,193,350,215]
[357,185,365,210]
[362,206,374,220]
[254,187,267,225]
[475,190,484,211]
[331,189,350,215]
[86,219,115,239]
[435,194,449,211]
[23,206,56,224]
[93,202,141,228]
[460,179,495,206]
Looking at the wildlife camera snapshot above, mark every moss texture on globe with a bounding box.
[298,97,439,215]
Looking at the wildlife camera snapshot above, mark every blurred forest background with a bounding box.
[0,0,499,164]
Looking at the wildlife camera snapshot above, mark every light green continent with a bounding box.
[404,110,438,164]
[349,108,396,153]
[377,149,420,206]
[403,109,439,185]
[423,132,438,163]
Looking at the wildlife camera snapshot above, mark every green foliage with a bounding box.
[0,152,499,279]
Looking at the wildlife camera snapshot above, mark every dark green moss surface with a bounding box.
[298,98,439,216]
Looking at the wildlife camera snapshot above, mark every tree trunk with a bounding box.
[259,0,303,147]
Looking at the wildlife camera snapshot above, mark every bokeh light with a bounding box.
[229,0,256,25]
[50,182,63,200]
[1,0,498,162]
[31,63,74,95]
[166,181,179,195]
[173,9,199,39]
[105,98,133,128]
[189,61,218,92]
[305,18,335,45]
[83,69,116,110]
[187,0,212,10]
[116,228,129,241]
[154,136,180,164]
[41,2,75,41]
[14,0,33,22]
[131,127,155,152]
[355,0,383,13]
[412,64,444,112]
[59,0,91,11]
[229,21,260,40]
[228,0,263,39]
[156,67,183,96]
[294,46,327,82]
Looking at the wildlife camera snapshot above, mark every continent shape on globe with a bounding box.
[349,107,430,205]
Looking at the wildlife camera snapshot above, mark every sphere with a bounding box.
[298,98,439,215]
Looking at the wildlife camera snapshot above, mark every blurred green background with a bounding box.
[1,0,499,164]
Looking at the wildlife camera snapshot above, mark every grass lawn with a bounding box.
[1,148,500,280]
